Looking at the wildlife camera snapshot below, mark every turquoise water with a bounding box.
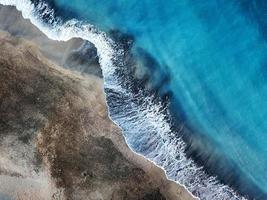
[32,0,267,198]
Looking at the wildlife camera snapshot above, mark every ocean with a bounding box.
[1,0,267,199]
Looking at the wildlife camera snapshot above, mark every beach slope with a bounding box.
[0,5,195,200]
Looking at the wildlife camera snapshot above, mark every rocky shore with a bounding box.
[0,5,196,200]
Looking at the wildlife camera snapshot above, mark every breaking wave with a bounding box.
[0,0,247,199]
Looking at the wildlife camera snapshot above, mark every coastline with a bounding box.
[0,4,196,200]
[0,1,249,199]
[2,0,266,199]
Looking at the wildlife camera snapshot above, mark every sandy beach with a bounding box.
[0,5,196,200]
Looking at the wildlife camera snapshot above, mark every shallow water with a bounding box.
[3,0,267,199]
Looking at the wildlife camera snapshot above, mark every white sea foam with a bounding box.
[0,1,247,199]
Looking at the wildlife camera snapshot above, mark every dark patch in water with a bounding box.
[109,29,134,52]
[237,0,267,39]
[30,0,78,22]
[109,29,171,101]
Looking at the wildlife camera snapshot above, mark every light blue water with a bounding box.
[38,0,267,198]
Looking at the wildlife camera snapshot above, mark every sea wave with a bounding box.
[0,0,247,199]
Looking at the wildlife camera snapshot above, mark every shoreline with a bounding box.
[0,4,196,200]
[0,1,249,199]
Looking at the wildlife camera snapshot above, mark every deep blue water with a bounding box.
[27,0,267,199]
